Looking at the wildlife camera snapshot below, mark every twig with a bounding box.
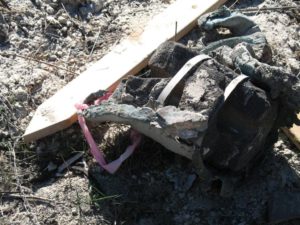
[7,139,41,224]
[236,6,300,13]
[229,0,239,9]
[1,193,63,205]
[1,53,79,75]
[89,27,102,58]
[56,152,84,175]
[174,21,178,42]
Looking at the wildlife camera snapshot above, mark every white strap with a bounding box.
[157,54,211,105]
[224,74,249,101]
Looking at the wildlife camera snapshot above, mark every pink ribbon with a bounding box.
[75,93,142,174]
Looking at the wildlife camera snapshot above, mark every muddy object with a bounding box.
[148,41,197,77]
[197,6,272,64]
[232,43,300,128]
[268,192,300,224]
[83,54,278,175]
[201,80,278,173]
[81,7,300,195]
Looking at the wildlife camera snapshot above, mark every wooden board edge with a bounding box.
[23,114,78,143]
[282,127,300,150]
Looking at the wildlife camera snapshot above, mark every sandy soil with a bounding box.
[0,0,299,224]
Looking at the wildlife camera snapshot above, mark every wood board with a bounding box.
[24,0,228,142]
[282,114,300,150]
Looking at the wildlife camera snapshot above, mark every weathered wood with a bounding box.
[282,114,300,150]
[24,0,227,142]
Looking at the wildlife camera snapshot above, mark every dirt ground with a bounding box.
[0,0,299,224]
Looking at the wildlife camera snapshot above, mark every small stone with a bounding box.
[71,208,78,216]
[46,16,59,26]
[61,27,68,35]
[287,58,300,74]
[15,87,27,101]
[56,51,63,57]
[288,40,298,51]
[45,5,55,14]
[58,16,67,25]
[49,55,58,61]
[0,130,9,138]
[66,20,72,27]
[281,148,294,159]
[274,140,284,148]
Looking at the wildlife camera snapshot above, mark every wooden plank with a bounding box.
[282,114,300,150]
[23,0,227,142]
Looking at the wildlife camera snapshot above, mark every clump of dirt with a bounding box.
[0,0,299,225]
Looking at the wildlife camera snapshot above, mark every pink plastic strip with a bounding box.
[76,93,142,174]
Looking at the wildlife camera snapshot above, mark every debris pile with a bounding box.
[81,7,300,194]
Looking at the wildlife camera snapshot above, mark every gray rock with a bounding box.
[49,54,58,61]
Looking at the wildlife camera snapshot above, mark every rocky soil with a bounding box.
[0,0,299,225]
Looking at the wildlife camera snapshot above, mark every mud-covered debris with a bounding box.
[268,191,300,224]
[148,41,197,77]
[81,7,300,195]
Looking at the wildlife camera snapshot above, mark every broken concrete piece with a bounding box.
[268,192,300,224]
